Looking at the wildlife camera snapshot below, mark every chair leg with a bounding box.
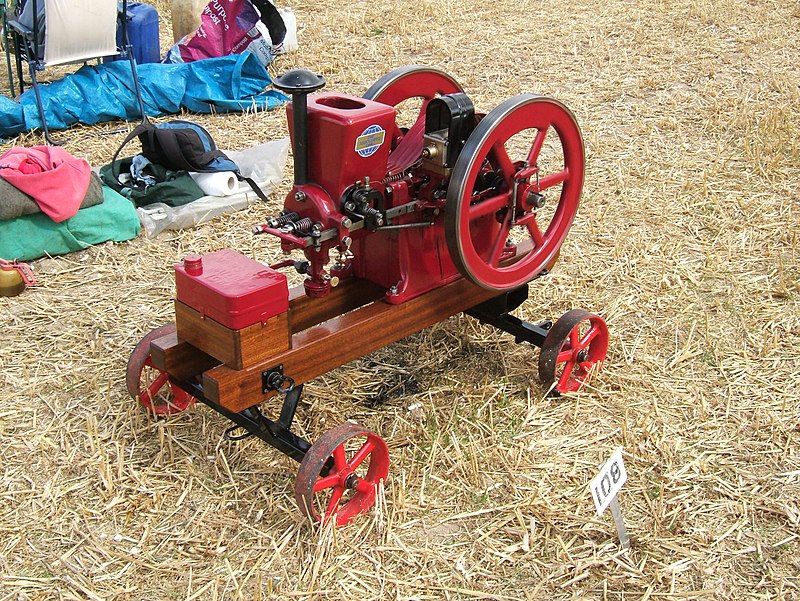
[3,39,13,95]
[1,8,15,94]
[12,32,25,96]
[26,55,57,145]
[126,47,148,125]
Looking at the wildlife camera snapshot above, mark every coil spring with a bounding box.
[362,207,384,227]
[290,217,314,234]
[380,160,421,184]
[268,211,300,228]
[382,171,406,184]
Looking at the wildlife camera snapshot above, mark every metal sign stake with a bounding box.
[609,496,631,550]
[589,447,631,550]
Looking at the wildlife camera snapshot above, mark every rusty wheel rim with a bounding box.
[294,422,390,526]
[538,309,608,395]
[126,324,195,415]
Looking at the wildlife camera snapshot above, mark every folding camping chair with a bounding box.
[1,0,15,91]
[6,0,146,144]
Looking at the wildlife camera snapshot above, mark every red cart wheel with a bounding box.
[363,65,464,155]
[445,94,584,290]
[126,324,195,415]
[294,422,390,526]
[538,309,608,395]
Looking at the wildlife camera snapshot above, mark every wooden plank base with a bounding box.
[150,277,385,382]
[150,331,220,381]
[203,277,501,413]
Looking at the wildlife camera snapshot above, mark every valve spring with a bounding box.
[269,211,300,228]
[362,207,384,227]
[291,217,315,234]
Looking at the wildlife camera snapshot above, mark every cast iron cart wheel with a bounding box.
[445,94,584,291]
[538,309,609,395]
[363,65,464,148]
[294,422,390,526]
[126,324,196,415]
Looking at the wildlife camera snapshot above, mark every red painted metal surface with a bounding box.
[174,249,289,330]
[286,92,397,200]
[352,210,462,304]
[126,324,195,415]
[362,65,465,169]
[265,68,585,302]
[445,95,584,290]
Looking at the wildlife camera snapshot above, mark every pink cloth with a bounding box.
[0,146,92,223]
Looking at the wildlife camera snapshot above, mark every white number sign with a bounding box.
[589,447,627,516]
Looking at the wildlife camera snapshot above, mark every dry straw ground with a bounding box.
[1,0,799,599]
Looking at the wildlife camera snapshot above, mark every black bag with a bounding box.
[111,120,270,202]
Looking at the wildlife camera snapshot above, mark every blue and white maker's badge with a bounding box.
[355,125,386,157]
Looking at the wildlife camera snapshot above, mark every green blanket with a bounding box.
[0,186,140,261]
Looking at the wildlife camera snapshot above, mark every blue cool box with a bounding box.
[116,2,160,64]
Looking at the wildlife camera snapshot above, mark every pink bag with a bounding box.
[164,0,287,65]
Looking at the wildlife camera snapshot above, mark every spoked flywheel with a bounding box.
[126,324,195,415]
[445,94,585,290]
[294,422,390,526]
[538,309,609,395]
[363,65,464,140]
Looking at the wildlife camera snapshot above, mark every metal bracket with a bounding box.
[223,424,255,441]
[262,364,295,394]
[179,378,311,463]
[467,285,553,348]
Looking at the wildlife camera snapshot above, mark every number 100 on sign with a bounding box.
[589,447,627,515]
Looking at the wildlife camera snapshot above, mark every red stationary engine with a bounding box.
[255,66,584,303]
[128,65,610,528]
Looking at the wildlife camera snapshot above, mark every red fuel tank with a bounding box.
[175,249,288,330]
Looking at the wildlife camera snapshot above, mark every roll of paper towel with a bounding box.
[190,171,238,196]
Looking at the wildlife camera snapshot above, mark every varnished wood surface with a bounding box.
[175,300,290,369]
[150,277,383,381]
[203,277,500,413]
[149,331,220,382]
[287,277,386,333]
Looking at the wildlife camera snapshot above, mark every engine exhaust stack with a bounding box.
[273,69,326,185]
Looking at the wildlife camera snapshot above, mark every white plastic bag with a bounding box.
[136,138,289,237]
[246,7,298,63]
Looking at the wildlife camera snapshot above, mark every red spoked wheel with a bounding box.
[363,65,464,152]
[126,324,195,415]
[294,422,390,526]
[538,309,609,395]
[445,94,584,290]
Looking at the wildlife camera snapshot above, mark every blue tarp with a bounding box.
[0,53,288,138]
